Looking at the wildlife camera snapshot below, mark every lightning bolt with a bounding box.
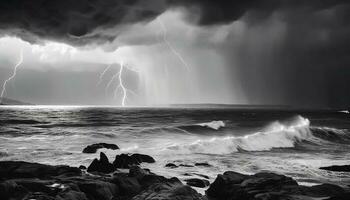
[97,64,113,86]
[158,18,190,71]
[0,49,24,103]
[113,61,139,107]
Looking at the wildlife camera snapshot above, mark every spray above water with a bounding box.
[0,49,24,103]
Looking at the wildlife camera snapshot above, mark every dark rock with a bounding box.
[111,174,142,197]
[0,161,81,179]
[326,192,350,200]
[165,163,178,168]
[79,165,87,170]
[131,154,156,163]
[194,162,212,167]
[56,190,88,200]
[320,165,350,172]
[129,166,150,178]
[0,180,28,200]
[113,154,156,169]
[132,179,203,200]
[206,171,347,200]
[185,178,210,188]
[206,171,249,199]
[82,143,119,154]
[78,180,118,200]
[113,154,140,169]
[179,164,194,167]
[87,152,115,174]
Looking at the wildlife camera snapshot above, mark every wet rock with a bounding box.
[111,174,141,197]
[113,154,156,169]
[195,162,212,167]
[320,165,350,172]
[82,143,119,154]
[0,161,81,179]
[132,178,203,200]
[185,178,210,188]
[131,154,156,163]
[87,152,115,174]
[179,164,194,167]
[0,180,28,200]
[206,171,347,200]
[78,180,118,200]
[165,163,178,168]
[113,154,140,169]
[129,166,150,178]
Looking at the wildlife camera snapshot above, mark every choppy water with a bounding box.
[0,106,349,187]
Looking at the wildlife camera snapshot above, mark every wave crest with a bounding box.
[166,116,313,154]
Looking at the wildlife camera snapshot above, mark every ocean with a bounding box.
[0,106,349,188]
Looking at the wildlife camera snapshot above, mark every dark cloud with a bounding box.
[0,0,167,46]
[169,0,349,26]
[0,0,349,46]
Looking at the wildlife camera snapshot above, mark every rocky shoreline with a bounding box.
[1,145,349,200]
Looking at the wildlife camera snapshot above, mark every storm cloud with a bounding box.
[0,0,350,108]
[0,0,348,46]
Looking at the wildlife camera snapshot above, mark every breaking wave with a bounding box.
[176,120,226,133]
[166,116,349,154]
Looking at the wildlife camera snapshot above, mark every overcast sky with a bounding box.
[0,0,349,108]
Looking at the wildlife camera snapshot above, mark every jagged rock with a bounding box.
[185,178,210,188]
[320,165,350,172]
[82,143,119,154]
[0,161,81,179]
[87,152,115,174]
[113,154,156,169]
[165,163,177,168]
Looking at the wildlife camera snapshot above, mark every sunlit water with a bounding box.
[0,106,349,188]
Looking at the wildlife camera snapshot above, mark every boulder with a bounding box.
[165,163,178,168]
[179,164,194,167]
[78,180,118,200]
[82,143,119,154]
[87,152,115,174]
[206,171,347,200]
[194,162,212,167]
[185,178,210,188]
[113,154,156,169]
[132,178,203,200]
[0,161,81,179]
[320,165,350,172]
[131,154,156,163]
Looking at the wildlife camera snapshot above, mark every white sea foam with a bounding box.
[167,116,312,154]
[197,120,225,130]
